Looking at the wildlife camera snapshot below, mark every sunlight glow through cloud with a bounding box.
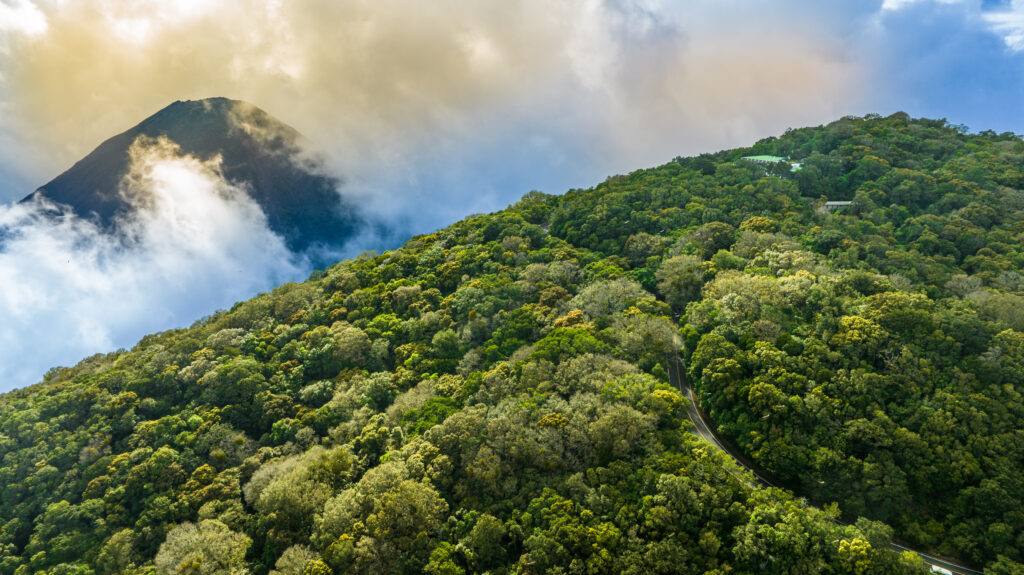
[0,0,47,37]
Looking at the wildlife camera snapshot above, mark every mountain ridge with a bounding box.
[23,97,363,257]
[0,112,1021,574]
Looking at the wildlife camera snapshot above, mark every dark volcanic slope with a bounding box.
[23,97,362,254]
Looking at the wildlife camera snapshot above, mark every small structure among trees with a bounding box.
[822,200,853,212]
[742,155,802,174]
[742,154,788,165]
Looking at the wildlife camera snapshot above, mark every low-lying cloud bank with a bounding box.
[0,137,305,388]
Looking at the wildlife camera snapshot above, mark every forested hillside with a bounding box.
[1,112,1022,574]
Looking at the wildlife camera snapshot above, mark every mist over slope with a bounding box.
[0,99,372,390]
[25,98,365,257]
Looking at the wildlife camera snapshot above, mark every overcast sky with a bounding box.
[0,0,1022,389]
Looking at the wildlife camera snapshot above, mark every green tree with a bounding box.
[154,520,251,575]
[656,255,705,311]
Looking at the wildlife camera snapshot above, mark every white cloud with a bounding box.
[983,1,1024,50]
[0,137,304,389]
[879,0,1024,51]
[101,0,218,45]
[881,0,964,10]
[0,0,47,37]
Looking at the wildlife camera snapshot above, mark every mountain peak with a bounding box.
[24,98,362,257]
[148,97,254,119]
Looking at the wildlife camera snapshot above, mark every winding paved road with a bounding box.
[669,351,984,575]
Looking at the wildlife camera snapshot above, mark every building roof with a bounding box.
[743,155,788,163]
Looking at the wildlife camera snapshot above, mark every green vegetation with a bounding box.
[1,112,1022,573]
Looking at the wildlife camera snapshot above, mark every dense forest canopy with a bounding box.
[1,112,1022,574]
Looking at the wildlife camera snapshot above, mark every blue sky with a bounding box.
[0,0,1021,389]
[865,0,1024,131]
